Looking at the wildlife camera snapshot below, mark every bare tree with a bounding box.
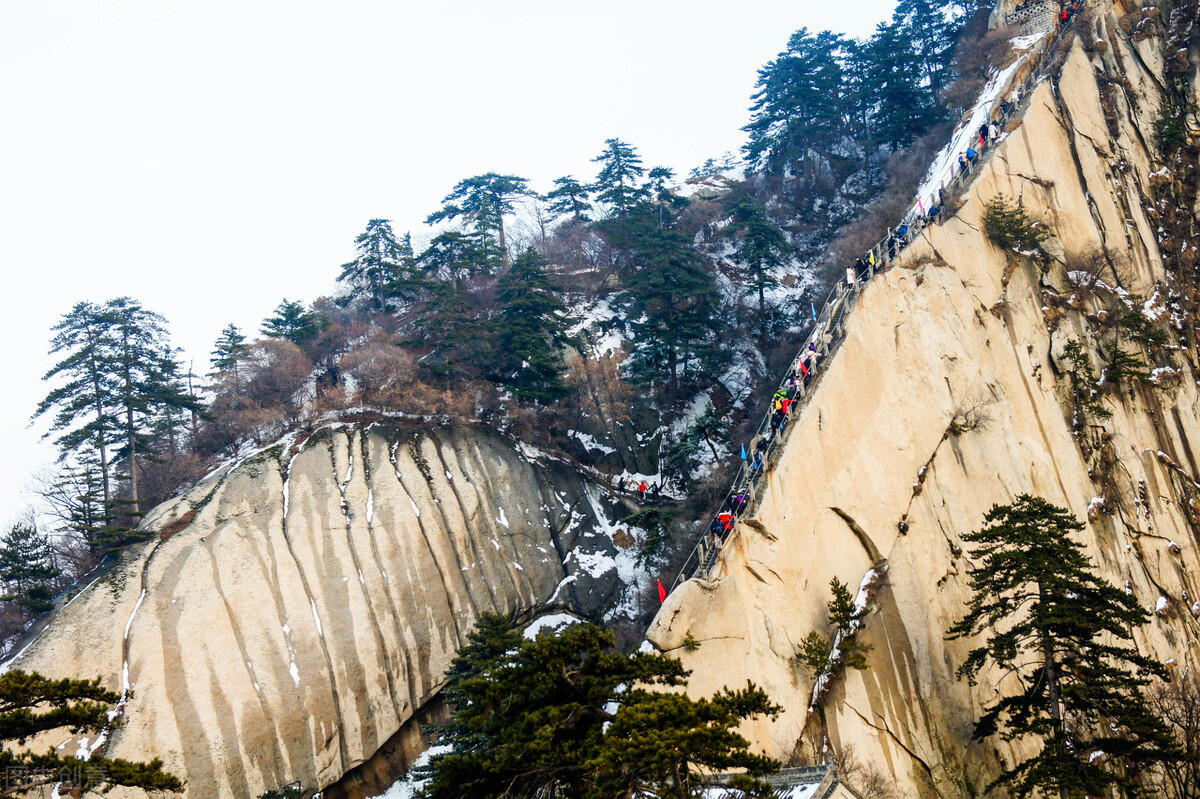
[1147,673,1200,799]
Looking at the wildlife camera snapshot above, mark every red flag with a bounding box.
[657,579,667,603]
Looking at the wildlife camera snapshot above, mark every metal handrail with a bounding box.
[666,12,1076,592]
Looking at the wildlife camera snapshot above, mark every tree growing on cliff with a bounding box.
[0,670,182,796]
[261,299,327,349]
[0,522,61,615]
[983,194,1047,255]
[426,173,530,268]
[722,187,792,343]
[417,612,780,799]
[949,495,1179,798]
[338,218,418,311]
[591,138,648,216]
[795,576,872,680]
[35,298,199,529]
[492,248,569,403]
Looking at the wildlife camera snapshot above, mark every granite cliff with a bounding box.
[650,2,1200,795]
[6,423,641,797]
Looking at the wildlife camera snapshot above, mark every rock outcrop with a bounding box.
[8,423,641,797]
[649,5,1200,796]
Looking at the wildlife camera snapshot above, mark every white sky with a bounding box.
[0,0,897,527]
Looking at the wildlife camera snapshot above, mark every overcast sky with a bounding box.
[0,0,897,527]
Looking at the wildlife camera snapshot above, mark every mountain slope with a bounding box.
[7,424,641,797]
[649,8,1200,795]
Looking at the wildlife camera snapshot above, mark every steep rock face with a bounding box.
[9,424,636,797]
[650,11,1200,796]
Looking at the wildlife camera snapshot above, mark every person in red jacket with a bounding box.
[638,481,648,500]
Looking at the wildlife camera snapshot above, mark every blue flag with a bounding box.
[811,303,818,322]
[741,443,747,461]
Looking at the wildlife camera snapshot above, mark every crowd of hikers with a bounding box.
[1012,0,1081,22]
[659,3,1082,595]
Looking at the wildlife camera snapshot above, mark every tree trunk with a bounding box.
[498,217,510,269]
[122,327,139,518]
[1040,584,1070,799]
[87,343,111,514]
[758,271,767,345]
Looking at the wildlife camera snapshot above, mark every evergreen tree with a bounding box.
[606,206,725,399]
[210,324,248,377]
[425,173,530,267]
[0,669,182,795]
[0,523,60,615]
[492,248,569,403]
[591,138,648,216]
[35,299,197,527]
[35,301,121,514]
[742,29,851,169]
[722,188,792,342]
[646,166,675,199]
[545,175,592,221]
[418,231,496,287]
[949,495,1179,798]
[417,613,779,799]
[105,297,199,518]
[338,219,418,310]
[892,0,964,100]
[261,299,326,349]
[39,453,113,551]
[407,281,492,381]
[795,576,872,679]
[855,22,940,148]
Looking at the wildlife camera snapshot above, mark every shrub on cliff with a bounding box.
[983,194,1047,255]
[417,612,780,799]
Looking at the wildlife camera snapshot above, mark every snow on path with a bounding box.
[912,50,1032,217]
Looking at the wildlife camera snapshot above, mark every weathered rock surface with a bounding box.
[8,424,639,797]
[650,11,1200,796]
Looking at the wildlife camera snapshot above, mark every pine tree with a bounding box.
[723,188,792,342]
[418,231,496,287]
[35,299,197,529]
[417,612,779,799]
[854,21,940,149]
[545,175,592,221]
[261,299,326,348]
[105,297,200,519]
[795,577,871,678]
[0,523,61,615]
[892,0,965,100]
[591,138,648,216]
[38,453,112,552]
[606,206,725,399]
[0,670,182,795]
[425,173,530,268]
[492,248,569,402]
[210,324,248,377]
[407,281,492,381]
[949,495,1180,797]
[338,219,418,310]
[646,165,675,199]
[35,301,121,515]
[742,29,851,169]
